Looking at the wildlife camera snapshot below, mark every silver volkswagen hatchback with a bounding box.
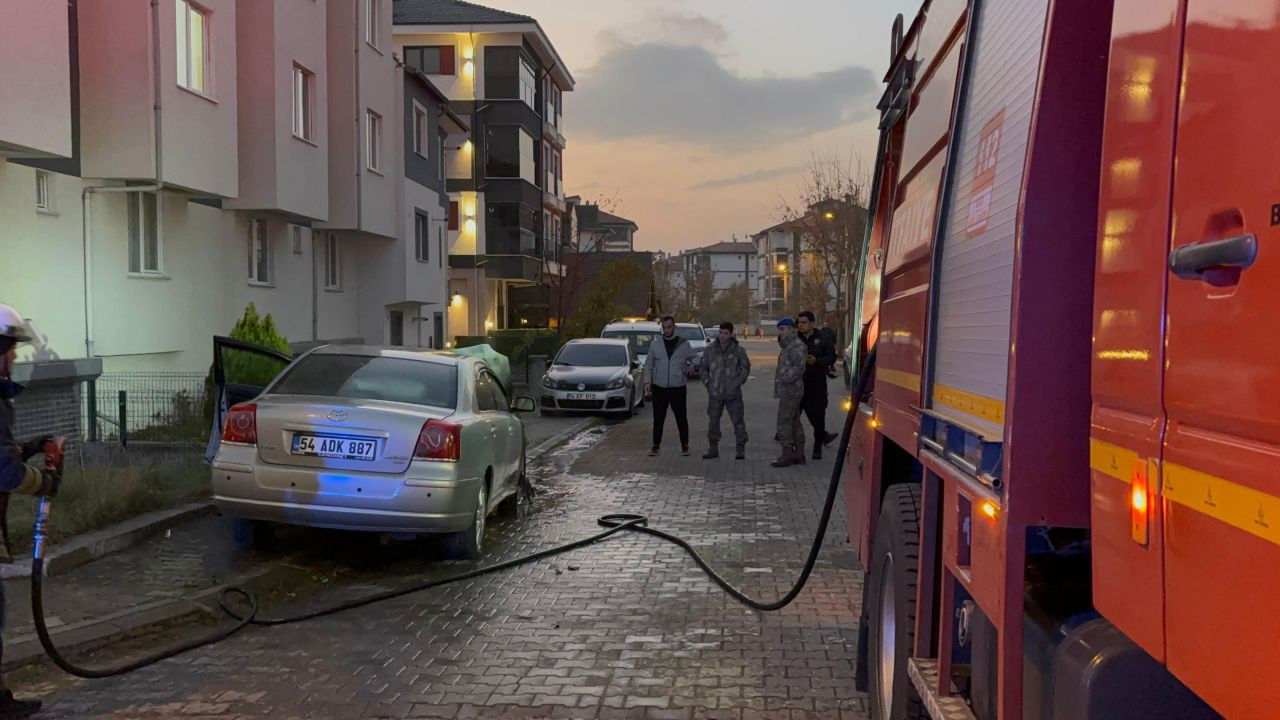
[539,338,643,417]
[208,340,535,559]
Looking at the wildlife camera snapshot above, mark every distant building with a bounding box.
[680,241,758,295]
[568,195,638,252]
[394,0,574,333]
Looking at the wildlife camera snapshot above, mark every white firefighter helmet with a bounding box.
[0,304,33,343]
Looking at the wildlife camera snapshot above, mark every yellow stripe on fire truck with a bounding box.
[877,368,921,393]
[932,385,1006,426]
[1089,438,1280,547]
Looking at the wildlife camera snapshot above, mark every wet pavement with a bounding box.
[15,340,868,719]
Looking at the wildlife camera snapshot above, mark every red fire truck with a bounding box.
[846,1,1277,718]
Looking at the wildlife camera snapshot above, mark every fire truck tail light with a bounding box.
[1131,459,1150,546]
[1131,485,1148,512]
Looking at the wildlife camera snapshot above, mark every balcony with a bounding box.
[223,0,328,220]
[78,0,239,197]
[542,117,566,149]
[0,0,72,158]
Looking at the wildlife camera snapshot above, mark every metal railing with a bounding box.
[84,372,210,447]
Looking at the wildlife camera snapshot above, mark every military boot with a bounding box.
[770,446,796,468]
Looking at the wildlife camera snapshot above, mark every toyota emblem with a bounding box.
[577,383,586,391]
[327,409,349,422]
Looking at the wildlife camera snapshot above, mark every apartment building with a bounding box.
[568,195,638,253]
[753,221,802,320]
[0,0,458,373]
[681,241,759,296]
[392,0,574,336]
[751,198,868,323]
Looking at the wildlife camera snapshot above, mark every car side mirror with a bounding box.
[512,396,536,413]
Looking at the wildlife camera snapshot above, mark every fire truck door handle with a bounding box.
[1169,233,1257,280]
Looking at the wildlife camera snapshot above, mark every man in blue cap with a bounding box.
[772,317,808,467]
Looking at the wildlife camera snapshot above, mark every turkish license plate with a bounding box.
[566,393,598,400]
[291,434,377,461]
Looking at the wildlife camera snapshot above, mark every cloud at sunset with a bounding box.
[572,41,878,147]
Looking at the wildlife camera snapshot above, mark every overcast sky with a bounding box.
[494,0,921,253]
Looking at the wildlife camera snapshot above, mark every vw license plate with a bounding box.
[292,435,377,461]
[566,393,598,400]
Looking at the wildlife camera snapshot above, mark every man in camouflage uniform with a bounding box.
[772,318,808,467]
[699,322,751,460]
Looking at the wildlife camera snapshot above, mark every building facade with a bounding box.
[1,0,460,373]
[568,195,638,253]
[393,0,574,336]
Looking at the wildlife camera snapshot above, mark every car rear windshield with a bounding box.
[677,327,704,342]
[555,344,628,367]
[602,331,657,357]
[269,354,458,409]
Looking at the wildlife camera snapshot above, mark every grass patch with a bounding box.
[4,459,210,555]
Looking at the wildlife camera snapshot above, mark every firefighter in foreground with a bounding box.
[0,304,61,718]
[772,318,808,468]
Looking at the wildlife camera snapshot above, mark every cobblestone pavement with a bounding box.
[23,343,867,719]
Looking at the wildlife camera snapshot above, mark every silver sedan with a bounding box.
[208,341,534,559]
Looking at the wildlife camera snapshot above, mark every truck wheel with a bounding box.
[867,483,925,720]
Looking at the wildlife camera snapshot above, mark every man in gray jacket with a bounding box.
[699,322,751,460]
[644,316,697,456]
[772,318,808,467]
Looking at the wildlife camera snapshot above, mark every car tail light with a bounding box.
[222,403,258,445]
[415,419,460,462]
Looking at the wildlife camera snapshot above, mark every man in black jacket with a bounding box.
[797,311,838,460]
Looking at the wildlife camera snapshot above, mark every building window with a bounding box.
[485,126,534,180]
[290,224,305,254]
[437,226,444,268]
[292,65,314,141]
[415,211,430,262]
[366,110,382,173]
[404,46,455,75]
[248,218,272,285]
[127,192,161,274]
[34,171,52,213]
[175,0,210,95]
[324,234,342,289]
[518,59,536,109]
[412,103,427,157]
[364,0,381,49]
[448,201,459,230]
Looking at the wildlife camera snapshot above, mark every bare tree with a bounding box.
[545,191,626,333]
[652,258,687,320]
[776,149,871,331]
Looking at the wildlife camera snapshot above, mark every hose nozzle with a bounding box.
[33,496,51,562]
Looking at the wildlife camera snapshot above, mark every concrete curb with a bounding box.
[0,502,216,580]
[526,416,603,464]
[2,561,308,670]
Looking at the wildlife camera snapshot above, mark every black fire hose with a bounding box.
[29,368,872,679]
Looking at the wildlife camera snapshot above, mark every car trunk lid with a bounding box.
[252,396,449,474]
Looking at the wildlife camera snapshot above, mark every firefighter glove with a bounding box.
[14,464,59,497]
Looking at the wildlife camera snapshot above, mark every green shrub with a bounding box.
[203,303,292,420]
